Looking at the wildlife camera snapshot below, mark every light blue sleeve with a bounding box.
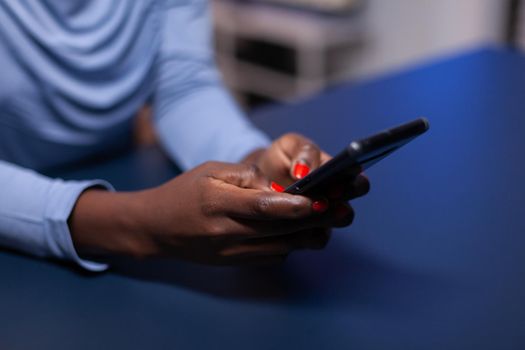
[152,0,271,170]
[0,160,111,271]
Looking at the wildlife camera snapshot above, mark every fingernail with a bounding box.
[271,181,285,192]
[312,199,328,213]
[293,162,310,179]
[335,204,350,219]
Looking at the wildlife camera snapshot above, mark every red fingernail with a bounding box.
[312,199,328,213]
[271,181,285,192]
[293,163,310,179]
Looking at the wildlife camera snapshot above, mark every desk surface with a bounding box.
[2,48,525,350]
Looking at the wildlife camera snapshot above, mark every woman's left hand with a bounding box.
[241,132,371,253]
[244,133,370,201]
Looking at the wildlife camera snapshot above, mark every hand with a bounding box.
[243,133,370,251]
[245,133,370,202]
[70,162,353,266]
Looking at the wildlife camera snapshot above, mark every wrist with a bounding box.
[69,189,154,260]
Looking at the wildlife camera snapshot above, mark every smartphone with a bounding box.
[284,118,430,195]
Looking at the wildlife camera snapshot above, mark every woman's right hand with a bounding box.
[70,162,355,266]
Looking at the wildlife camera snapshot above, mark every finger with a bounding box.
[222,207,340,238]
[320,151,332,166]
[290,143,322,180]
[221,237,298,257]
[328,174,370,200]
[207,199,349,239]
[213,180,318,220]
[295,228,332,250]
[208,162,271,191]
[277,134,322,179]
[331,202,355,228]
[345,174,370,199]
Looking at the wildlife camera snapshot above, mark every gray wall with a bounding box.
[348,0,507,79]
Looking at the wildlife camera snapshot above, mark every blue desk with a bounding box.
[2,48,525,349]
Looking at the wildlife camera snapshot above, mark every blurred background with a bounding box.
[212,0,523,109]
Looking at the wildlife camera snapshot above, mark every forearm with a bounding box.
[69,189,154,261]
[155,85,270,170]
[153,0,269,170]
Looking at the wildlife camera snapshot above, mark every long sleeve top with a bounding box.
[0,0,270,271]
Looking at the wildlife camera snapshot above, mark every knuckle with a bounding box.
[252,193,272,215]
[289,197,310,218]
[205,222,226,237]
[244,163,264,180]
[222,163,266,188]
[200,161,219,171]
[199,189,221,216]
[200,200,218,216]
[200,161,227,177]
[196,172,212,186]
[206,160,222,168]
[283,132,302,141]
[286,134,308,146]
[301,142,317,152]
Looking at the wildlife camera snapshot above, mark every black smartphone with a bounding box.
[284,118,430,195]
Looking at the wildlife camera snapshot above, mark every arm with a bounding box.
[152,0,270,170]
[149,1,369,196]
[69,1,367,266]
[69,161,343,265]
[0,160,110,271]
[0,159,338,267]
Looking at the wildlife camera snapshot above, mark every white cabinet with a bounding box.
[213,0,364,107]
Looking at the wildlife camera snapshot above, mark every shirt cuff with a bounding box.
[44,179,115,272]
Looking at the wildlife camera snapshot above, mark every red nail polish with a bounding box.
[293,163,310,179]
[312,200,328,213]
[271,181,285,192]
